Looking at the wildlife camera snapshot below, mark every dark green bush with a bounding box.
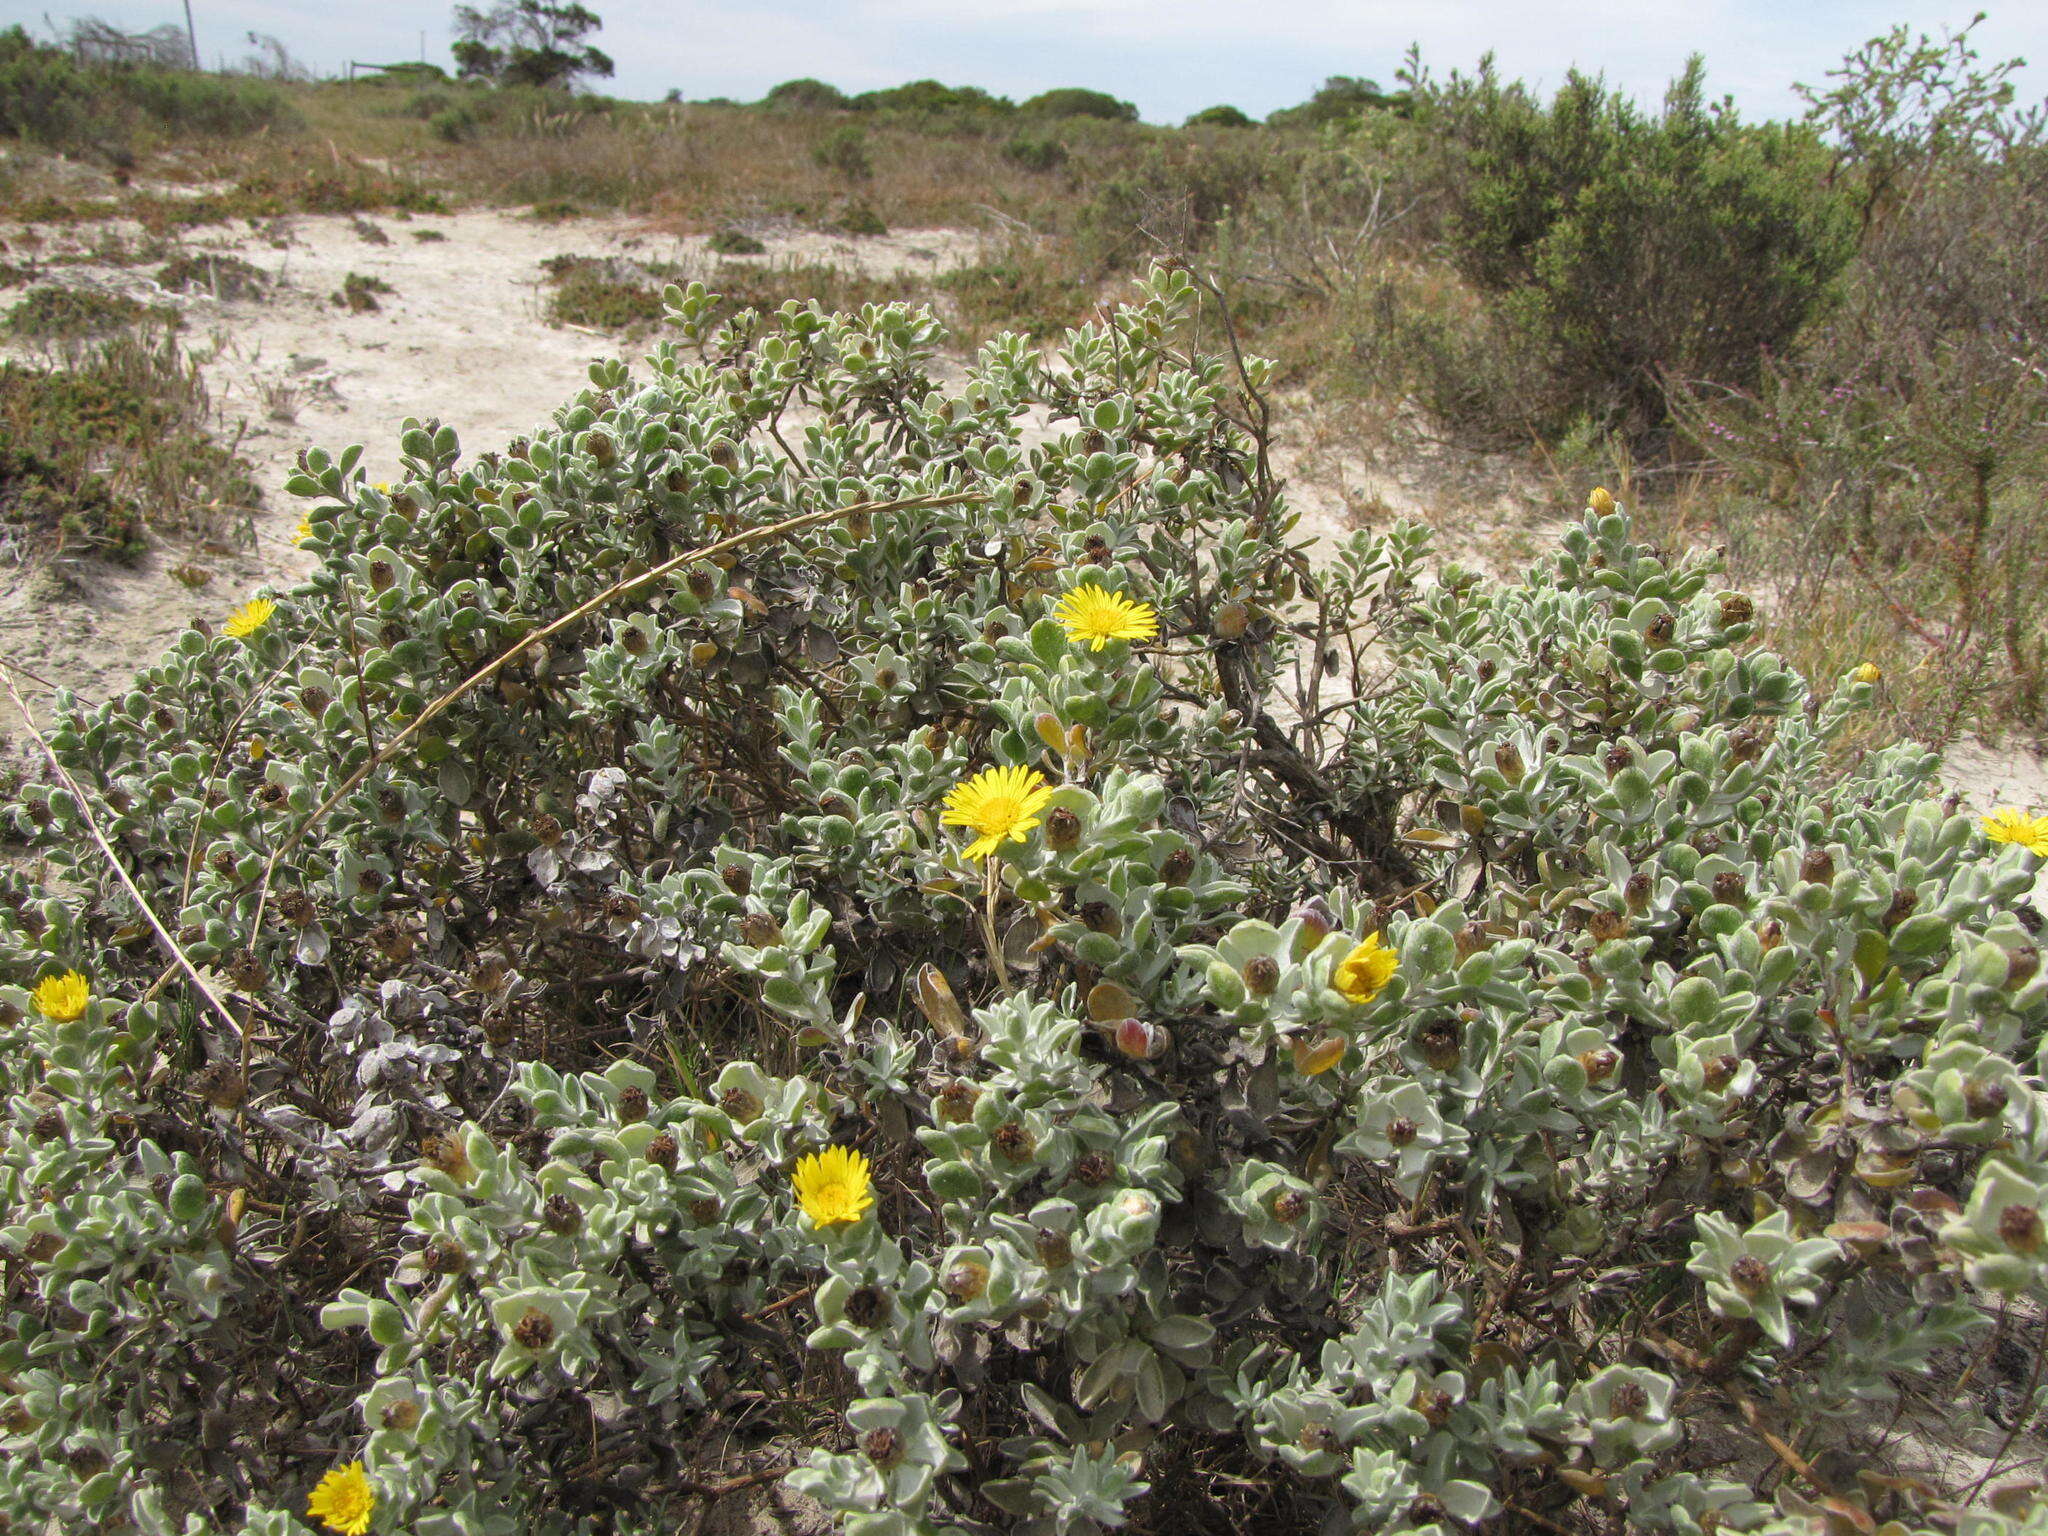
[763,77,849,112]
[1001,134,1068,172]
[811,124,873,180]
[1419,58,1855,437]
[1266,75,1405,129]
[1185,104,1255,129]
[4,284,174,339]
[707,227,767,256]
[851,79,1014,119]
[1020,86,1137,122]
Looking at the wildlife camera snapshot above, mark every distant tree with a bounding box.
[1266,74,1405,128]
[852,79,1013,115]
[761,77,848,111]
[451,2,612,90]
[1020,87,1137,122]
[1184,104,1254,128]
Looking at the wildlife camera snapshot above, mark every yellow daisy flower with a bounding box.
[372,481,391,494]
[224,598,276,640]
[306,1460,375,1536]
[941,765,1054,862]
[293,515,315,547]
[1982,808,2048,856]
[1851,662,1882,685]
[32,971,90,1022]
[1333,934,1397,1006]
[1053,583,1159,651]
[793,1145,874,1227]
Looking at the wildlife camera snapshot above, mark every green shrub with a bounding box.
[1020,86,1137,122]
[837,200,887,237]
[763,77,850,112]
[0,25,294,153]
[1418,58,1856,438]
[539,254,669,329]
[1185,104,1255,129]
[1000,134,1068,172]
[156,252,268,300]
[333,272,395,313]
[707,227,767,256]
[852,80,1015,119]
[4,284,173,339]
[1266,74,1406,129]
[5,268,2045,1536]
[0,325,258,557]
[811,124,874,180]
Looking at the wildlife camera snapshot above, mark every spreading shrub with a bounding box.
[1414,58,1856,439]
[6,270,2048,1536]
[1021,88,1138,123]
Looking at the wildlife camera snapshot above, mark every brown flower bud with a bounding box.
[688,1197,720,1225]
[1883,887,1917,931]
[1159,848,1194,887]
[719,1087,764,1123]
[542,1194,582,1234]
[1271,1188,1310,1224]
[1728,1255,1772,1296]
[720,863,752,896]
[194,1062,247,1112]
[1080,901,1122,938]
[862,1427,904,1467]
[617,1086,648,1124]
[935,1080,979,1124]
[422,1237,468,1275]
[513,1308,556,1350]
[1588,910,1629,944]
[739,912,783,947]
[1417,1020,1462,1072]
[1645,613,1675,647]
[1021,1226,1071,1272]
[942,1259,989,1302]
[531,813,563,847]
[1073,1151,1114,1187]
[843,1284,887,1327]
[1577,1047,1620,1084]
[380,1398,421,1431]
[647,1132,679,1171]
[1242,954,1281,995]
[1214,602,1249,640]
[2009,945,2040,990]
[1493,742,1525,784]
[368,559,396,593]
[1701,1055,1740,1092]
[992,1121,1036,1162]
[1045,807,1081,851]
[1604,744,1633,777]
[2001,1204,2045,1254]
[1965,1080,2010,1119]
[1454,922,1489,958]
[299,686,331,716]
[1718,593,1754,628]
[1385,1117,1418,1148]
[1711,872,1748,906]
[1608,1381,1649,1418]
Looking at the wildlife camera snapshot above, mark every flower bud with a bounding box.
[1852,662,1882,685]
[992,1121,1037,1162]
[1242,954,1281,995]
[1645,613,1675,647]
[1214,601,1249,640]
[1493,742,1524,784]
[1800,847,1834,885]
[843,1284,887,1327]
[1577,1048,1619,1085]
[2002,1204,2045,1254]
[942,1259,990,1302]
[1034,713,1068,756]
[1718,593,1754,628]
[935,1080,979,1124]
[1454,922,1489,958]
[1290,898,1335,948]
[1271,1188,1309,1224]
[719,1086,764,1123]
[513,1308,556,1350]
[1159,848,1194,887]
[1073,1151,1114,1187]
[616,1086,648,1124]
[1035,1228,1073,1268]
[739,912,783,947]
[1701,1055,1740,1092]
[422,1237,468,1275]
[1080,902,1122,938]
[380,1398,421,1432]
[862,1427,904,1467]
[1965,1080,2010,1118]
[1385,1117,1418,1148]
[2009,945,2040,990]
[1588,910,1629,944]
[542,1193,582,1234]
[1728,1255,1771,1296]
[1045,807,1081,851]
[647,1131,679,1171]
[1589,487,1615,515]
[1711,872,1748,907]
[1608,1382,1649,1419]
[1417,1020,1462,1072]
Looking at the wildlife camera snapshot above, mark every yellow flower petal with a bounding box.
[306,1460,375,1536]
[1333,934,1397,1006]
[1053,583,1159,652]
[224,598,276,639]
[32,971,90,1022]
[941,765,1055,861]
[793,1145,874,1227]
[1983,808,2048,856]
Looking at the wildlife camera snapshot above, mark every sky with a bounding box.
[21,0,2048,125]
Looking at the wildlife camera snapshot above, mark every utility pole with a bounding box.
[180,0,198,68]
